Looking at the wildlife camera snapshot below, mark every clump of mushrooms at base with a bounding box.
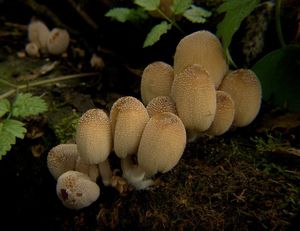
[47,30,262,210]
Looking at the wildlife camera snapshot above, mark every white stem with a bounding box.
[98,159,112,186]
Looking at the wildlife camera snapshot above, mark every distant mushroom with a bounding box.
[219,69,262,127]
[47,28,70,55]
[56,170,100,209]
[173,30,228,88]
[137,112,186,177]
[146,95,177,118]
[76,109,113,186]
[171,64,216,141]
[206,91,235,136]
[28,20,50,53]
[141,61,174,105]
[25,42,40,57]
[47,143,78,180]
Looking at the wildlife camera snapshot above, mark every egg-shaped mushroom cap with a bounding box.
[25,42,40,57]
[146,96,177,118]
[219,69,262,127]
[28,20,50,51]
[137,112,186,177]
[47,143,78,180]
[56,170,100,210]
[76,109,112,164]
[110,96,149,158]
[206,91,235,136]
[141,61,174,105]
[173,30,228,88]
[171,64,216,132]
[47,28,70,55]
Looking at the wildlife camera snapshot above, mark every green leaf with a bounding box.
[12,93,48,118]
[171,0,192,15]
[0,119,26,159]
[134,0,160,11]
[216,0,259,50]
[252,45,300,112]
[0,99,10,117]
[183,5,211,23]
[105,8,132,23]
[143,21,172,48]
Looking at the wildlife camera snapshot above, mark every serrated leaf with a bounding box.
[183,5,211,23]
[143,21,172,48]
[11,93,48,118]
[171,0,192,15]
[134,0,160,11]
[216,0,259,50]
[105,8,132,23]
[252,45,300,112]
[0,99,10,117]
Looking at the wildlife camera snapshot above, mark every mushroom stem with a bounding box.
[186,129,199,143]
[98,159,112,186]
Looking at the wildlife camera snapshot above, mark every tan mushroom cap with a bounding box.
[28,20,50,51]
[75,157,99,182]
[56,170,100,210]
[47,28,70,55]
[25,42,40,57]
[47,143,78,180]
[141,61,174,105]
[146,96,177,118]
[171,64,216,133]
[110,96,149,158]
[137,112,186,177]
[219,69,262,127]
[206,91,235,136]
[76,109,112,164]
[173,30,228,88]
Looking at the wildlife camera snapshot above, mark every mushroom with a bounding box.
[141,61,174,105]
[137,112,186,177]
[75,157,99,182]
[171,64,216,141]
[76,109,113,186]
[146,95,177,118]
[28,20,50,52]
[206,91,235,136]
[56,170,100,210]
[173,30,228,88]
[25,42,40,57]
[47,28,70,55]
[219,69,262,127]
[47,143,78,180]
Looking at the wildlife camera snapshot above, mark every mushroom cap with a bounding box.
[171,64,216,132]
[47,143,78,180]
[206,91,235,136]
[141,61,174,105]
[47,28,70,55]
[137,112,186,177]
[219,69,262,127]
[76,109,112,164]
[110,96,149,158]
[25,42,40,57]
[146,96,177,118]
[28,20,50,51]
[173,30,228,88]
[56,170,100,210]
[75,157,99,182]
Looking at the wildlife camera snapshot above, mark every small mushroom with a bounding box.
[25,42,40,57]
[56,170,100,209]
[47,143,78,180]
[47,28,70,55]
[28,20,50,52]
[146,95,177,118]
[141,61,174,105]
[173,30,228,88]
[219,69,262,127]
[206,91,235,136]
[137,112,186,177]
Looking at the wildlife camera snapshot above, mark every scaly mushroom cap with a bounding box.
[206,91,235,136]
[137,112,186,177]
[56,170,100,210]
[141,61,174,105]
[76,109,112,164]
[219,69,262,127]
[47,143,78,180]
[171,64,216,132]
[28,20,50,51]
[47,28,70,55]
[146,96,177,117]
[75,157,99,182]
[173,30,228,88]
[110,96,149,158]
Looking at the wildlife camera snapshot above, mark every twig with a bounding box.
[275,0,286,47]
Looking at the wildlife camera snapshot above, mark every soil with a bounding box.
[1,1,300,231]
